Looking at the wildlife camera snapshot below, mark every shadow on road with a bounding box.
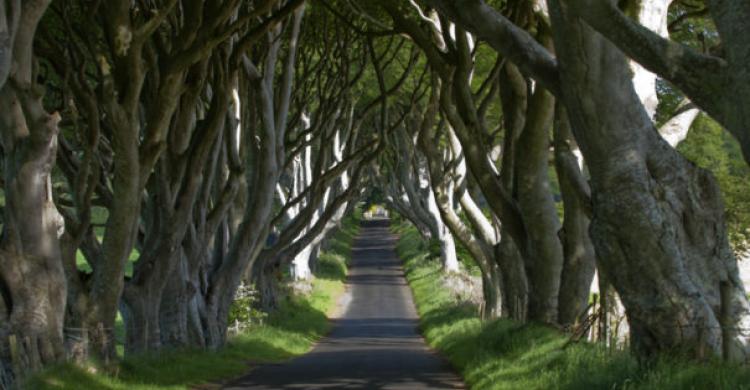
[224,218,464,389]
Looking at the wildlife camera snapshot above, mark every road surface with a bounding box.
[224,219,464,389]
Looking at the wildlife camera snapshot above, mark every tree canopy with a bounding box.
[0,0,749,386]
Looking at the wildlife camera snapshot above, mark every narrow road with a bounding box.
[224,219,464,389]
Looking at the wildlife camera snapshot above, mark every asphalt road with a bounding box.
[224,219,464,389]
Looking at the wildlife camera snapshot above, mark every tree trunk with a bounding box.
[416,88,505,319]
[89,107,141,362]
[597,271,629,347]
[423,168,460,273]
[550,0,750,361]
[201,298,228,350]
[554,106,597,327]
[256,258,285,311]
[121,284,162,355]
[308,243,322,275]
[438,227,460,273]
[159,250,192,349]
[291,242,314,280]
[0,79,66,383]
[514,86,563,324]
[480,261,504,319]
[496,236,528,321]
[494,63,531,322]
[60,234,91,363]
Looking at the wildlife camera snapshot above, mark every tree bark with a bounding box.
[0,91,66,380]
[549,0,750,361]
[496,235,528,321]
[554,106,597,327]
[416,89,504,319]
[514,85,563,324]
[0,1,65,383]
[562,0,750,166]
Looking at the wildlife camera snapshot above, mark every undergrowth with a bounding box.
[394,220,750,390]
[26,213,360,390]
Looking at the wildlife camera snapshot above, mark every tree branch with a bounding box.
[424,0,561,95]
[563,0,728,123]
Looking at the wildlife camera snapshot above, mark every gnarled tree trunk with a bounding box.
[0,69,66,385]
[549,0,750,361]
[0,1,65,383]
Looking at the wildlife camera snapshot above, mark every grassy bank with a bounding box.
[27,214,360,390]
[394,221,750,390]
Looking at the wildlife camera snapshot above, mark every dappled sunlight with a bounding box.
[396,221,750,390]
[224,218,463,389]
[27,217,361,389]
[4,1,750,388]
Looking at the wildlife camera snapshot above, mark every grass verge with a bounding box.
[394,221,750,390]
[26,214,360,390]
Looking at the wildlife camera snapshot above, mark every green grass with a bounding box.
[75,206,140,277]
[395,222,750,390]
[26,214,361,390]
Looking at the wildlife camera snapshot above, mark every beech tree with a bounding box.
[268,14,392,283]
[382,122,460,273]
[413,84,506,318]
[564,0,750,166]
[0,0,65,381]
[2,0,750,385]
[381,0,573,324]
[34,0,307,359]
[425,0,750,361]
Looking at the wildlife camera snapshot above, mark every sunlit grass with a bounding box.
[395,222,750,390]
[74,207,140,277]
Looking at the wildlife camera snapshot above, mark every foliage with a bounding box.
[655,0,719,126]
[25,214,360,390]
[677,115,750,254]
[427,238,442,258]
[395,221,750,390]
[362,188,385,210]
[227,283,268,335]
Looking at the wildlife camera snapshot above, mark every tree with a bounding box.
[563,0,750,168]
[36,0,306,357]
[0,0,66,383]
[425,0,750,361]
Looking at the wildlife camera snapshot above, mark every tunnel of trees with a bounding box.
[0,0,749,386]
